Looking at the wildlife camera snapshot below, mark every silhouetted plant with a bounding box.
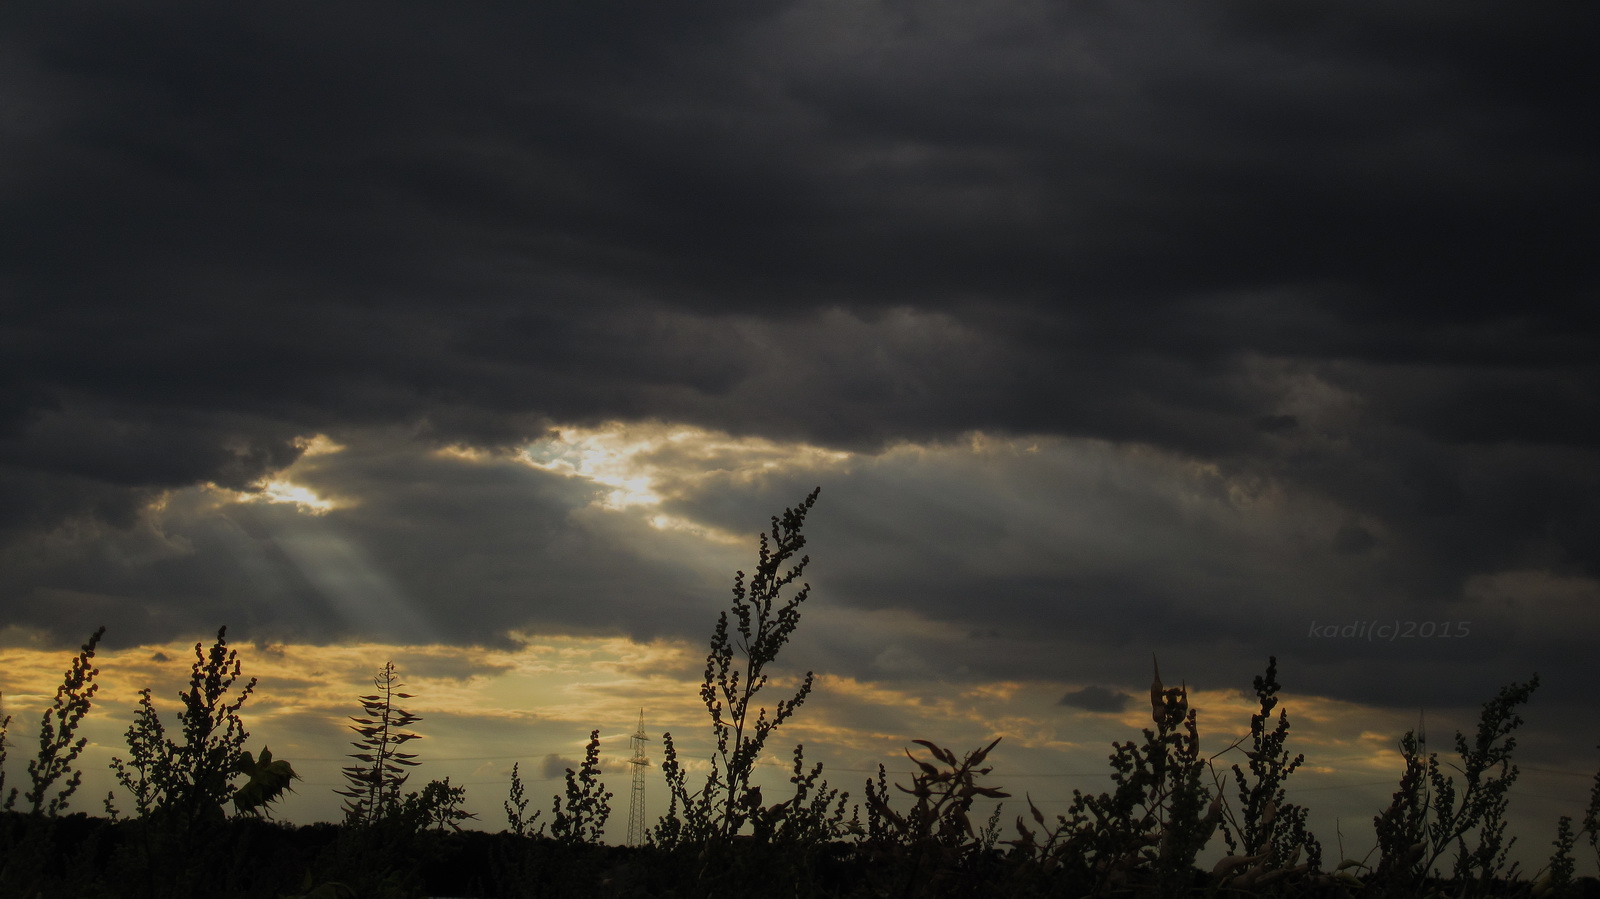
[654,727,704,847]
[0,697,12,811]
[98,627,266,899]
[109,687,172,819]
[1436,676,1539,892]
[656,486,824,845]
[336,661,422,826]
[1011,658,1216,897]
[1584,745,1600,872]
[106,626,258,833]
[169,626,259,829]
[1372,726,1431,887]
[1209,656,1321,890]
[320,659,469,899]
[871,738,1009,850]
[504,761,543,837]
[1370,675,1539,895]
[864,737,1009,897]
[402,776,475,833]
[549,730,611,845]
[0,629,106,897]
[752,742,851,846]
[1535,815,1578,898]
[232,745,299,818]
[24,626,105,817]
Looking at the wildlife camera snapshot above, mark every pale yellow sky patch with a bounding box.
[296,434,346,457]
[960,681,1024,704]
[257,479,337,513]
[194,433,351,515]
[812,673,922,710]
[429,443,498,463]
[647,512,746,545]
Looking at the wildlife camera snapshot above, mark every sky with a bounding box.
[2,0,1598,874]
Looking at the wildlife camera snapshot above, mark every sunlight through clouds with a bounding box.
[519,421,853,541]
[257,480,336,513]
[522,425,664,508]
[211,434,347,514]
[269,519,436,643]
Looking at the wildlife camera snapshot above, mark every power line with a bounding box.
[282,757,1600,783]
[290,753,534,763]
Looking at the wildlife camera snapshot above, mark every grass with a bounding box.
[2,487,1598,897]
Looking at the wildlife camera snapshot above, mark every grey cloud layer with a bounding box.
[1,1,1596,710]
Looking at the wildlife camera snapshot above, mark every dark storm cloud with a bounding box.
[1058,686,1131,714]
[1,0,1597,695]
[540,753,576,782]
[657,447,1597,712]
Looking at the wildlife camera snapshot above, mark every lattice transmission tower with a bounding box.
[626,708,650,845]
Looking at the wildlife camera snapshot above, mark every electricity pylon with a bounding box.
[626,708,650,845]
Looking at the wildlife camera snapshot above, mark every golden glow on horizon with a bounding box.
[0,632,1591,878]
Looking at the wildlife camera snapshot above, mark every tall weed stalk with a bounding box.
[336,661,421,826]
[168,626,258,831]
[1370,675,1539,895]
[657,486,825,845]
[24,626,105,817]
[549,730,611,845]
[101,626,261,898]
[0,627,107,897]
[1209,656,1321,890]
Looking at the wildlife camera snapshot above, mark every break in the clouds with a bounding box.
[1,1,1598,733]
